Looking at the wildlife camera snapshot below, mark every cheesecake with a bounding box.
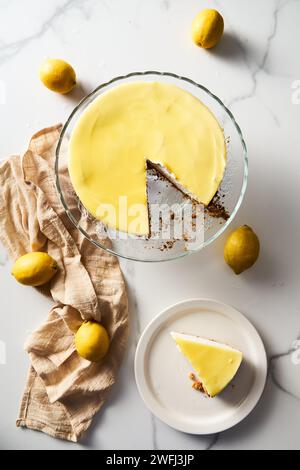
[69,81,227,236]
[171,332,243,397]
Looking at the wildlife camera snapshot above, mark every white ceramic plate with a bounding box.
[135,299,267,434]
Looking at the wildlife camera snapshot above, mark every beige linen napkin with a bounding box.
[0,124,128,442]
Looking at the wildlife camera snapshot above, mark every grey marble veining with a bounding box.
[220,0,298,116]
[0,0,89,65]
[270,340,300,400]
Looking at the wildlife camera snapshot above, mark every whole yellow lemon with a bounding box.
[39,58,76,94]
[75,321,110,362]
[191,9,224,49]
[12,252,58,286]
[224,225,260,274]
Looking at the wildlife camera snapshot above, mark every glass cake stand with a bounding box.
[55,71,247,262]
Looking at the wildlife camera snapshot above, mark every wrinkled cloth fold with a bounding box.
[0,125,128,442]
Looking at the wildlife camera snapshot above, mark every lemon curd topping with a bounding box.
[69,82,226,235]
[171,332,243,397]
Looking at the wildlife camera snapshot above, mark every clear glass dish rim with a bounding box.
[55,71,248,263]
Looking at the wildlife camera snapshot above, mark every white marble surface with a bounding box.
[0,0,300,450]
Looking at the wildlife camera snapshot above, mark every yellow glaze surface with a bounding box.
[172,333,243,397]
[69,82,226,235]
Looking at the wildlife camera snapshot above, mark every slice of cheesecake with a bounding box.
[171,332,243,397]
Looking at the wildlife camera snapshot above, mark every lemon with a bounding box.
[191,9,224,49]
[224,225,260,274]
[12,252,58,286]
[75,321,110,362]
[39,58,76,94]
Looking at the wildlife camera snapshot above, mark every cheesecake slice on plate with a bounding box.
[171,332,243,397]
